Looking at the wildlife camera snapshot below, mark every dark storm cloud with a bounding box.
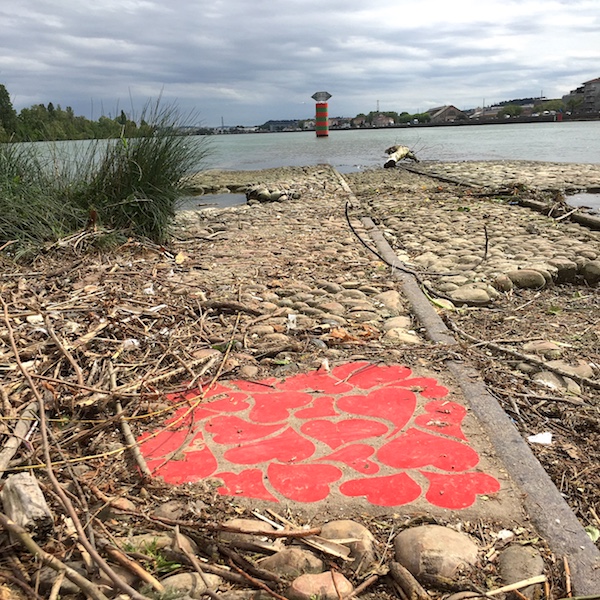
[1,0,598,126]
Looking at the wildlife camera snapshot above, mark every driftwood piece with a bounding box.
[0,401,38,479]
[0,511,110,600]
[0,473,54,541]
[389,561,430,600]
[384,145,419,168]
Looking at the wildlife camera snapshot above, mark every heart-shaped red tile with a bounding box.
[142,432,218,484]
[165,388,250,426]
[377,428,479,471]
[267,463,342,502]
[224,427,315,465]
[301,419,388,449]
[206,416,284,444]
[340,473,422,506]
[138,429,192,457]
[295,396,339,419]
[337,387,416,435]
[332,362,412,389]
[320,444,380,473]
[414,400,467,440]
[421,471,501,509]
[215,469,279,502]
[249,391,313,423]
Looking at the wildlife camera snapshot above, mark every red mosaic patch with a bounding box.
[138,362,500,508]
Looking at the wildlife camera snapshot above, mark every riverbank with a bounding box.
[1,160,599,598]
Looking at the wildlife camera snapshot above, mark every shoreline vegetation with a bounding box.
[0,102,211,260]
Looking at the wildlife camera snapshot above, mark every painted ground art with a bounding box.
[138,362,500,508]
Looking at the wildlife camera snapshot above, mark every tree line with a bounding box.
[0,84,155,142]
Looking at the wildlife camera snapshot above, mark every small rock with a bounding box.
[239,365,260,379]
[546,359,595,380]
[521,341,562,359]
[317,301,346,315]
[248,325,276,336]
[547,258,577,283]
[260,547,324,578]
[384,328,423,344]
[39,562,87,595]
[506,270,546,289]
[531,371,566,391]
[581,260,600,285]
[498,545,545,600]
[373,290,403,315]
[383,315,412,331]
[348,310,381,322]
[493,274,513,292]
[127,532,197,556]
[449,285,491,305]
[320,519,376,574]
[288,571,353,600]
[317,281,344,294]
[161,572,222,599]
[394,525,479,580]
[153,499,188,521]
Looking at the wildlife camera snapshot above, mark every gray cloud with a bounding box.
[1,0,599,126]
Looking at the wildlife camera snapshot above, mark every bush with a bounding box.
[0,101,211,259]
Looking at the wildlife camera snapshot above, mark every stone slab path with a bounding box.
[138,162,600,591]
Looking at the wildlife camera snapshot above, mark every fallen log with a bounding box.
[384,145,419,168]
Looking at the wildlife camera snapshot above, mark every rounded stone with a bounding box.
[259,547,325,578]
[288,571,353,600]
[394,525,479,580]
[383,315,412,331]
[384,329,422,344]
[522,340,562,359]
[506,270,546,289]
[320,519,376,574]
[493,274,513,292]
[373,290,403,315]
[127,532,197,556]
[546,359,595,379]
[449,285,491,305]
[317,301,346,315]
[581,260,600,285]
[547,258,578,283]
[161,572,222,599]
[498,546,545,600]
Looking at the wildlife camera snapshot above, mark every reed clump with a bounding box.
[0,102,210,260]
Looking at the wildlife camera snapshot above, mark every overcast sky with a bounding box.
[1,0,598,127]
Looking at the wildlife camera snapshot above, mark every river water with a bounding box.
[201,121,600,172]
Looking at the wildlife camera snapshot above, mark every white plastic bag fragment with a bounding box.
[527,432,553,445]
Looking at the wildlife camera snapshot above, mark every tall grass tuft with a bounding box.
[77,102,211,243]
[0,144,86,260]
[0,101,211,260]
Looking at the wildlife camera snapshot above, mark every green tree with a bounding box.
[534,99,566,113]
[0,84,18,138]
[498,104,523,118]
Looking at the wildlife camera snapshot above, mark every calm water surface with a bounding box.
[201,121,600,172]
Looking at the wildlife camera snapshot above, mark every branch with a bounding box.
[0,512,110,600]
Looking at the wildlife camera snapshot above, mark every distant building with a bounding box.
[426,105,467,123]
[261,119,301,132]
[372,113,395,127]
[562,77,600,114]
